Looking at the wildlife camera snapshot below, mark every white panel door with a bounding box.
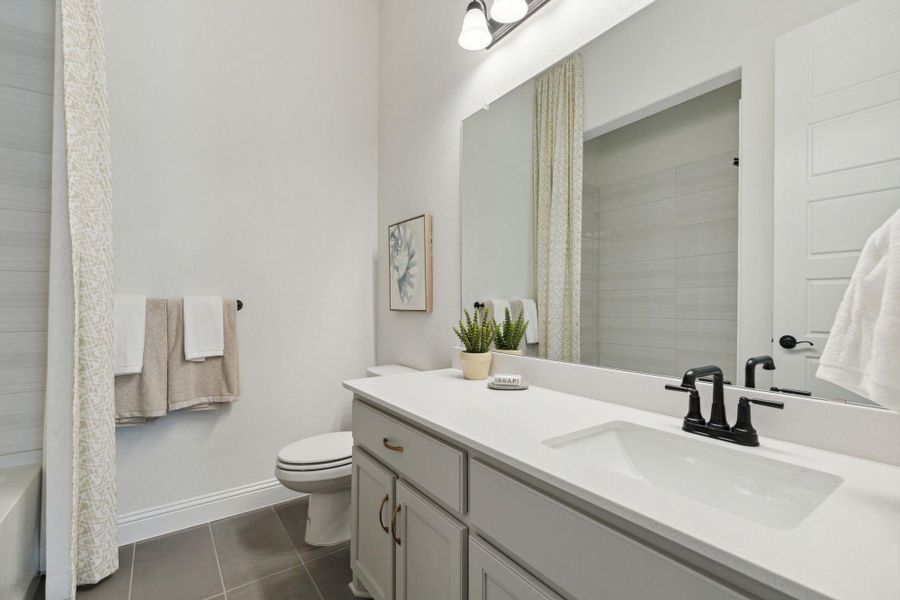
[395,480,466,600]
[773,0,900,403]
[351,448,396,600]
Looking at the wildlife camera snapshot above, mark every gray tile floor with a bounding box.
[74,498,354,600]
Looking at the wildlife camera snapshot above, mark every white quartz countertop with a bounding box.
[344,369,900,600]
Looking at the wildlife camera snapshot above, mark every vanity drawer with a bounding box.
[353,400,466,513]
[469,460,748,600]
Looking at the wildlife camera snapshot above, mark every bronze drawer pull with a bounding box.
[383,438,404,453]
[390,505,402,545]
[378,494,390,533]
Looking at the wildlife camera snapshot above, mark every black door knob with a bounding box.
[779,335,814,349]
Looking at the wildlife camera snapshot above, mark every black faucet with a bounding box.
[744,355,775,388]
[666,365,785,447]
[681,365,729,431]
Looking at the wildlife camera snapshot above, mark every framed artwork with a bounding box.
[388,214,432,312]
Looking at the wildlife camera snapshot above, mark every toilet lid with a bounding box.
[276,457,352,472]
[277,431,353,466]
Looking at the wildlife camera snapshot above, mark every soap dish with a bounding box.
[487,381,529,391]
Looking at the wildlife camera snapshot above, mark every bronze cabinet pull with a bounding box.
[390,505,402,545]
[377,494,390,533]
[382,438,404,453]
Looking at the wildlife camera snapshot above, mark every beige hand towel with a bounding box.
[115,298,168,425]
[168,298,240,411]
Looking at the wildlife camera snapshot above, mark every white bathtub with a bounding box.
[0,464,41,600]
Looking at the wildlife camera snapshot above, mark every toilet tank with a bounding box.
[366,364,419,377]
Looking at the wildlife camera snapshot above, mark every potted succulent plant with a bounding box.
[453,307,496,380]
[493,307,528,355]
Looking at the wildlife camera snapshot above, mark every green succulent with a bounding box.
[453,307,496,353]
[494,307,529,351]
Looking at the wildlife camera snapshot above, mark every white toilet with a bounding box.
[274,364,418,546]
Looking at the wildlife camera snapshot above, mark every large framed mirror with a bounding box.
[460,0,899,406]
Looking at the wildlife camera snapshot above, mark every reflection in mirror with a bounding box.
[580,82,740,381]
[460,0,900,407]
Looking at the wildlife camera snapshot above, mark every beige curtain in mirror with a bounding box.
[60,0,117,588]
[533,54,583,362]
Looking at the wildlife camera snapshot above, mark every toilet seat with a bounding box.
[276,431,352,471]
[274,460,352,494]
[275,457,351,472]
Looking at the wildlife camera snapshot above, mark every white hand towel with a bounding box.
[511,299,539,344]
[817,209,900,411]
[486,299,511,323]
[114,294,147,375]
[183,296,224,361]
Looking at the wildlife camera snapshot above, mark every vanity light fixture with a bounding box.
[458,1,492,51]
[458,0,554,51]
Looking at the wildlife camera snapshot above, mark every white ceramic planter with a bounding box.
[460,351,492,380]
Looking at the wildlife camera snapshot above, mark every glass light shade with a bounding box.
[458,3,492,51]
[490,0,528,23]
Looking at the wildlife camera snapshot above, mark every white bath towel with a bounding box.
[114,294,146,376]
[183,296,224,361]
[817,209,900,411]
[511,299,539,344]
[486,299,511,324]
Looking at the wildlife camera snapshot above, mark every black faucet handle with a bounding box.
[664,384,706,427]
[665,384,692,393]
[732,396,784,446]
[698,376,732,385]
[748,397,784,409]
[769,386,811,396]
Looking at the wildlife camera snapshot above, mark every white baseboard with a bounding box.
[118,478,305,545]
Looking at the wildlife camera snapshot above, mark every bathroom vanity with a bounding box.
[345,366,900,600]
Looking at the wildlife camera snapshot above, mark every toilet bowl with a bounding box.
[274,365,418,547]
[274,431,353,546]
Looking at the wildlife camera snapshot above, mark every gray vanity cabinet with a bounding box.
[351,449,396,600]
[352,398,751,600]
[469,536,563,600]
[394,480,467,600]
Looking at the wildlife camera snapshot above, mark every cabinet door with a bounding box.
[469,537,563,600]
[352,448,396,600]
[394,480,466,600]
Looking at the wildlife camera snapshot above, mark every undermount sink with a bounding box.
[544,421,842,529]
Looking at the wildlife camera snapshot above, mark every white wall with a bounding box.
[378,0,657,369]
[0,0,54,463]
[377,0,856,374]
[105,0,378,516]
[583,82,741,185]
[460,79,533,313]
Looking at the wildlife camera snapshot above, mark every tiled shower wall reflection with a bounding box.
[0,7,54,458]
[580,151,738,382]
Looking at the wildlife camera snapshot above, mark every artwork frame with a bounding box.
[388,213,433,312]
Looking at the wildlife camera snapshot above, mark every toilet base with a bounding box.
[305,489,351,546]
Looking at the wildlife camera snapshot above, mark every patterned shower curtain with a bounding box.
[532,54,583,362]
[59,0,117,589]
